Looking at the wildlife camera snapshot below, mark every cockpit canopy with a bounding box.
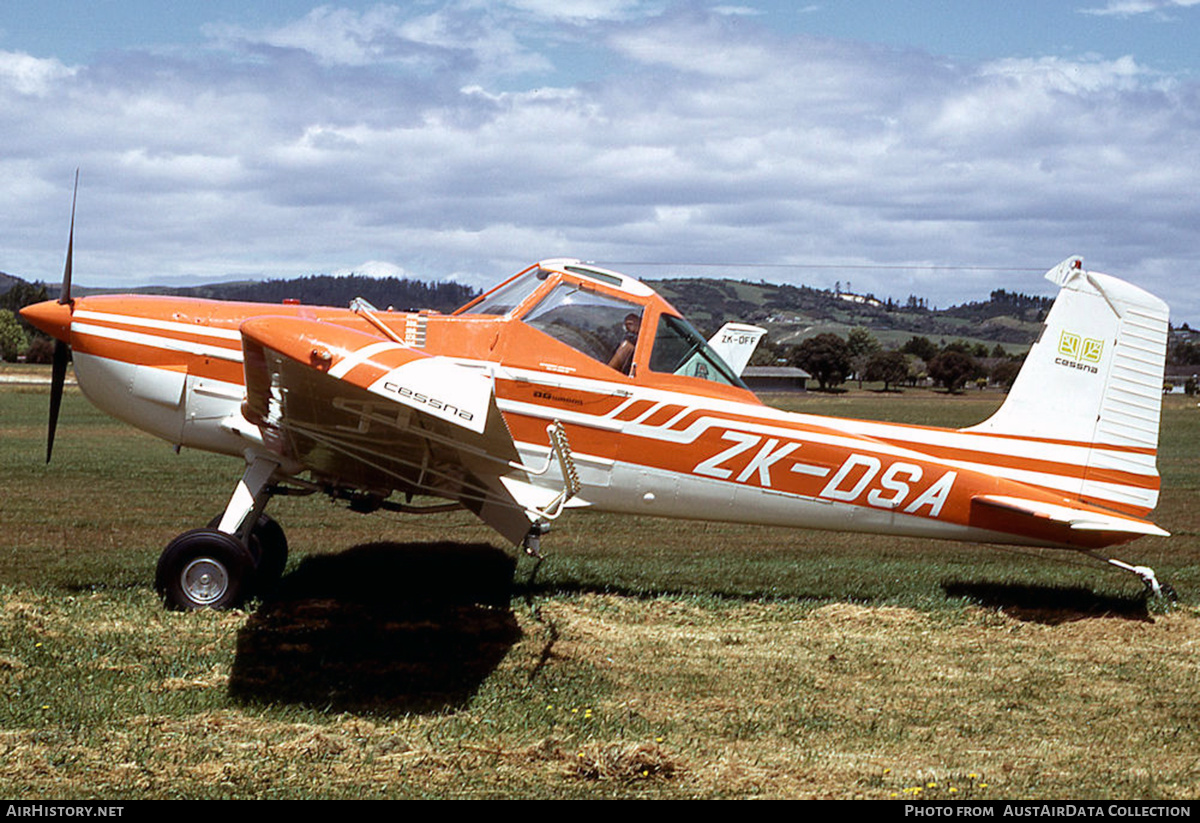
[456,259,748,390]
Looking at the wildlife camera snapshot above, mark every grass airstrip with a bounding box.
[2,372,1199,799]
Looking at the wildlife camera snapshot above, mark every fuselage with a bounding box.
[22,259,1164,552]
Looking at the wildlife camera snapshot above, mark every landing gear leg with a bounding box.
[522,522,550,559]
[156,456,286,610]
[215,456,280,543]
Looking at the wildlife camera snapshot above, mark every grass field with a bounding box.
[2,379,1199,799]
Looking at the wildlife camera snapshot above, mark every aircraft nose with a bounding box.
[20,299,73,344]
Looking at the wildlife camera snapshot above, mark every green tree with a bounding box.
[791,333,852,391]
[748,334,783,367]
[864,350,909,391]
[0,281,49,333]
[846,327,881,388]
[24,335,55,364]
[900,335,938,362]
[0,309,29,362]
[928,350,979,393]
[990,359,1022,391]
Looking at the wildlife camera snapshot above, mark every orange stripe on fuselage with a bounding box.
[71,327,245,385]
[640,403,687,428]
[862,439,1158,491]
[502,386,1155,525]
[613,399,656,421]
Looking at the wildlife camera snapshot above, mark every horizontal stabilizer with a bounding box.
[972,494,1169,538]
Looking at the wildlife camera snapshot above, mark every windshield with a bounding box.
[524,284,645,373]
[459,267,550,316]
[648,314,748,389]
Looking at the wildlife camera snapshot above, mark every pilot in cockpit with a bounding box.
[607,312,641,374]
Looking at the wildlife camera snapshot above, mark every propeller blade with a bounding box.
[47,170,79,462]
[46,339,70,463]
[59,169,78,305]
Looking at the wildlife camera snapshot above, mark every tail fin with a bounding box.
[707,323,766,376]
[965,257,1168,515]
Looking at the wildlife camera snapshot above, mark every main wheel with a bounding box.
[203,513,289,596]
[156,529,254,611]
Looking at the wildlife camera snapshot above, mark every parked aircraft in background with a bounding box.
[22,193,1172,608]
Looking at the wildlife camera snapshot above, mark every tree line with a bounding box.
[755,328,1024,393]
[0,281,52,362]
[0,275,479,363]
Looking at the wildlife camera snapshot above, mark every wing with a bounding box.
[238,315,539,544]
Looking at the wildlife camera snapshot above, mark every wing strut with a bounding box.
[350,297,406,344]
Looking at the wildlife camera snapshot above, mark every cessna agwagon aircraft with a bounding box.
[22,213,1172,609]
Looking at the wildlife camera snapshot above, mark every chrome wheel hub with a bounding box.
[181,557,228,605]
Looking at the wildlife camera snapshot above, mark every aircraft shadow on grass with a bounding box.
[940,580,1152,624]
[227,541,521,714]
[225,540,1156,711]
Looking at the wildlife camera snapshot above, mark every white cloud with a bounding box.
[0,49,75,95]
[501,0,652,21]
[979,54,1150,93]
[1079,0,1200,17]
[332,260,412,278]
[3,4,1199,320]
[206,4,552,77]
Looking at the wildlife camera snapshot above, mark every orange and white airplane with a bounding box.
[22,210,1172,609]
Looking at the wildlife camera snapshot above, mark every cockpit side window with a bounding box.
[523,284,644,373]
[648,314,748,388]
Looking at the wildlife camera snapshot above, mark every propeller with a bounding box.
[46,170,78,464]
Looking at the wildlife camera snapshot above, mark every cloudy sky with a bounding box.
[3,1,1198,319]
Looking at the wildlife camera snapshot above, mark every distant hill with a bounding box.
[47,274,479,315]
[0,268,1074,353]
[0,271,24,296]
[649,278,1047,349]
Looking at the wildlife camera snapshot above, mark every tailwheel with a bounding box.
[156,529,254,611]
[1086,552,1178,602]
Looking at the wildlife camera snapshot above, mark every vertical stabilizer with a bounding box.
[707,323,767,376]
[965,257,1168,515]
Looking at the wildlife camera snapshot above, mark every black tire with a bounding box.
[204,513,289,595]
[156,528,254,611]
